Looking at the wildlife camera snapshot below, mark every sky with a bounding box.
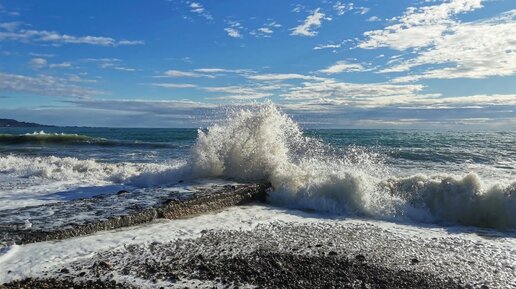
[0,0,515,129]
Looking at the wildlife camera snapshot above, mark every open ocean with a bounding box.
[1,104,515,229]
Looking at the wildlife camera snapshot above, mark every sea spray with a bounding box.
[190,102,516,229]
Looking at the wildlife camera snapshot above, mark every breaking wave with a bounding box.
[0,154,184,186]
[190,102,516,230]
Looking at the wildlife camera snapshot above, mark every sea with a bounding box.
[0,103,515,287]
[1,103,515,228]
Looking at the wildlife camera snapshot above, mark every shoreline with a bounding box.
[3,218,496,289]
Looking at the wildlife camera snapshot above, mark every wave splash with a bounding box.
[190,102,516,229]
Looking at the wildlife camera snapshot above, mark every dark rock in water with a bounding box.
[0,184,269,246]
[328,251,337,256]
[98,261,113,270]
[59,268,69,274]
[411,257,420,265]
[355,254,366,262]
[116,190,130,195]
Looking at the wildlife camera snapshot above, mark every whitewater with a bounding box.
[1,102,515,229]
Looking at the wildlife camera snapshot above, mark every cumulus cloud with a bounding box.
[291,8,328,37]
[358,1,516,81]
[387,10,516,81]
[359,0,483,50]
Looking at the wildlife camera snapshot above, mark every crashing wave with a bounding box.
[190,101,516,230]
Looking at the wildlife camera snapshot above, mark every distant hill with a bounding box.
[0,118,54,127]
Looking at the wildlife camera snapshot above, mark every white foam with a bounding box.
[0,155,186,210]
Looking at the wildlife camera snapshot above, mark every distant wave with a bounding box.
[0,131,177,148]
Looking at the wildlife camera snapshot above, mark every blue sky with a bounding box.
[0,0,515,128]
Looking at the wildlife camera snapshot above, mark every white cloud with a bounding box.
[84,58,137,72]
[194,68,227,73]
[358,7,370,15]
[224,27,242,38]
[251,21,281,38]
[0,22,144,46]
[390,11,516,81]
[359,0,483,50]
[0,72,103,98]
[367,16,381,22]
[189,2,213,20]
[333,2,353,16]
[247,73,325,81]
[204,86,272,100]
[281,79,428,107]
[292,4,305,13]
[49,62,72,69]
[333,2,369,16]
[150,83,197,89]
[193,68,253,75]
[313,43,341,50]
[258,27,273,34]
[291,8,327,37]
[224,21,243,38]
[160,70,213,78]
[28,58,47,69]
[358,1,516,81]
[319,61,365,74]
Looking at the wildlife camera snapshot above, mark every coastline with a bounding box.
[2,204,510,288]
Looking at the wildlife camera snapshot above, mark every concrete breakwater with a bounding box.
[0,184,268,246]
